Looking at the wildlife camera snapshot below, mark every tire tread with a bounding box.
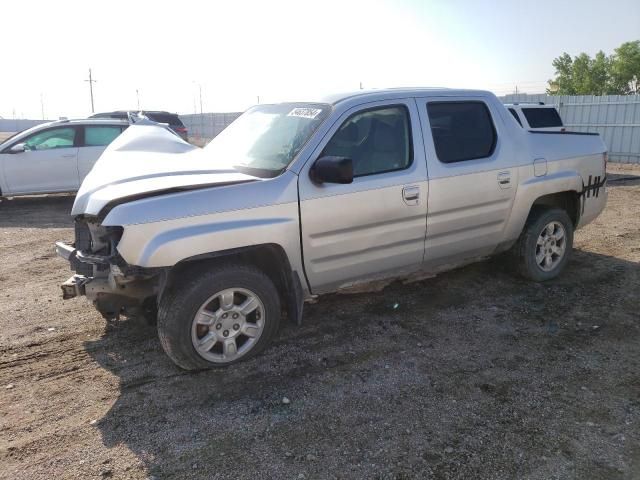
[510,207,574,282]
[157,263,281,370]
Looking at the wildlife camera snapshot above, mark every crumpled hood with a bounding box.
[72,124,260,216]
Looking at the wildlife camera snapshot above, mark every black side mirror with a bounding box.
[310,156,353,184]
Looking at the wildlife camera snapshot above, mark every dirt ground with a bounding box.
[0,165,638,480]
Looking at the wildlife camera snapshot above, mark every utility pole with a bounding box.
[199,84,203,115]
[85,68,97,113]
[40,93,45,120]
[136,89,140,110]
[257,95,260,104]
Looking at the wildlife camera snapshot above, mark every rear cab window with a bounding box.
[521,108,563,128]
[508,108,523,127]
[426,101,497,163]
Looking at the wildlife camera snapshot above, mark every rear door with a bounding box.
[77,125,126,182]
[418,97,518,266]
[2,126,80,194]
[298,99,428,293]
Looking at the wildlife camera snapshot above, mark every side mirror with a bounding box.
[9,143,26,154]
[310,156,353,184]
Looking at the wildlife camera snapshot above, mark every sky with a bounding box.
[0,0,638,119]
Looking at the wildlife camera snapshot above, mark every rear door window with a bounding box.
[521,108,563,128]
[84,126,122,146]
[426,101,496,163]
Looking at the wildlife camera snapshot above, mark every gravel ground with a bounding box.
[0,165,639,480]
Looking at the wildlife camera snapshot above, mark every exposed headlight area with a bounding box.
[70,216,123,277]
[57,216,161,319]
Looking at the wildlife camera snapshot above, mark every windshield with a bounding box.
[203,103,331,177]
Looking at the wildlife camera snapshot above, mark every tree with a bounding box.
[548,53,575,95]
[572,53,595,94]
[547,40,639,95]
[590,51,611,94]
[610,41,640,94]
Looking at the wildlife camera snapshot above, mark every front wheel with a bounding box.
[157,264,281,370]
[512,208,574,282]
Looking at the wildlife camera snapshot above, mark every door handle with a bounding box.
[61,154,76,158]
[402,185,420,205]
[497,171,511,189]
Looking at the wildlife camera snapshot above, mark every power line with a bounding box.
[84,68,97,113]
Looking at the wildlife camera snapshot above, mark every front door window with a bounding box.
[24,127,76,151]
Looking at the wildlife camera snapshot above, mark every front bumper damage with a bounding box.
[56,240,104,299]
[56,239,160,319]
[61,273,90,300]
[56,241,89,299]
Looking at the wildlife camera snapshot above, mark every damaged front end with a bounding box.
[56,216,162,320]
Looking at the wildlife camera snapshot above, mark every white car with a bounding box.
[504,103,565,131]
[0,118,128,197]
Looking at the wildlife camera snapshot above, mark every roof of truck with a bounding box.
[504,103,555,109]
[319,87,493,105]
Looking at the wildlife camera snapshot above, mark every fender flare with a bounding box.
[503,171,583,242]
[165,243,306,325]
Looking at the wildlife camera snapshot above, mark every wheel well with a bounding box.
[163,244,304,324]
[531,191,580,226]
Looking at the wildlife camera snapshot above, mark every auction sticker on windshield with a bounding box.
[287,108,323,119]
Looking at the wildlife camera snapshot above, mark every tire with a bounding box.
[512,207,574,282]
[141,297,158,326]
[157,263,281,370]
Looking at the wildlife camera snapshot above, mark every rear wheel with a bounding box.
[157,264,281,370]
[512,208,574,281]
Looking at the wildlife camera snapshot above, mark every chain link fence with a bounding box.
[179,112,242,146]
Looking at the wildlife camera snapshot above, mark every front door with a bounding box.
[298,99,428,293]
[3,126,79,194]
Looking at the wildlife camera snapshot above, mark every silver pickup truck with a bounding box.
[56,88,608,370]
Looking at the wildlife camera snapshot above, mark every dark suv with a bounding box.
[90,111,188,140]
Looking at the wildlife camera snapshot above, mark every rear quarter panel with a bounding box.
[503,132,607,241]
